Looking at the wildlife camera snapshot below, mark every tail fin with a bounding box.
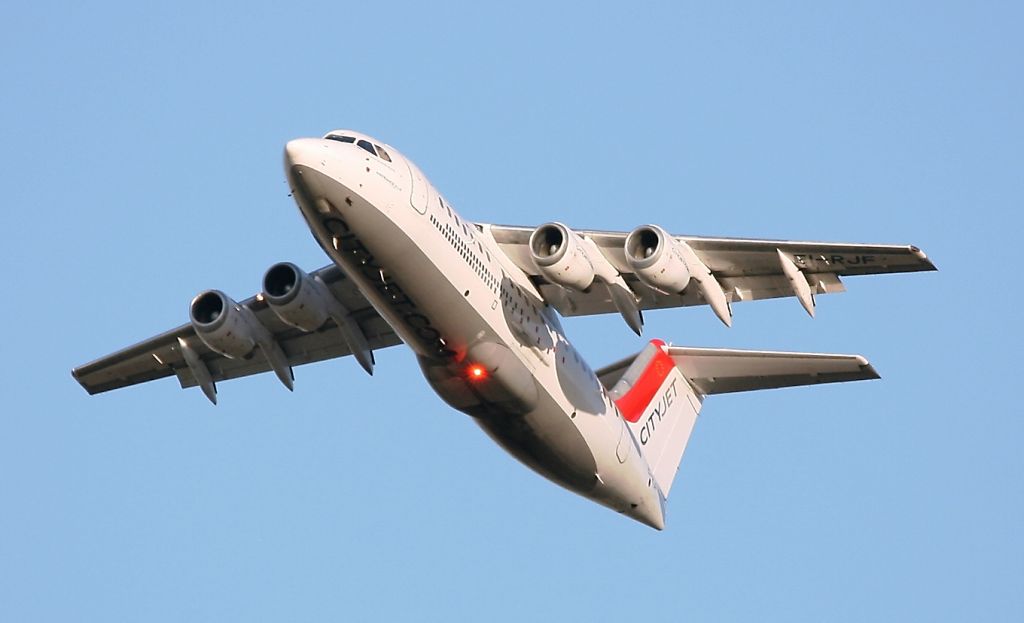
[607,340,702,498]
[602,340,879,499]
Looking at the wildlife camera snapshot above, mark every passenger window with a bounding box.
[375,145,392,162]
[326,135,355,143]
[357,140,377,156]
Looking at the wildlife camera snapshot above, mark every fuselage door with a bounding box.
[406,159,428,214]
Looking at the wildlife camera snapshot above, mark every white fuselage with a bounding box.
[284,132,664,529]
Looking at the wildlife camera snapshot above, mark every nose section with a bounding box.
[283,138,324,169]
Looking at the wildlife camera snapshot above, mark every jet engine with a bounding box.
[528,222,596,291]
[624,225,692,294]
[262,262,331,332]
[189,290,259,359]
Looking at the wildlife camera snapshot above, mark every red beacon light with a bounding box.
[466,363,489,382]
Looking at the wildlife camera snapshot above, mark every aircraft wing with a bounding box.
[72,264,402,402]
[483,224,936,323]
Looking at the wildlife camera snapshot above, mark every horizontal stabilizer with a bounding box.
[665,347,879,395]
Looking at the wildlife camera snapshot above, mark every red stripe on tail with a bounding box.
[615,339,675,423]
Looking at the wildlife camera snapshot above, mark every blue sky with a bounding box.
[2,1,1021,620]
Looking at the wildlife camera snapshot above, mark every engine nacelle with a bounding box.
[262,262,331,332]
[528,222,596,291]
[189,290,258,359]
[624,225,692,294]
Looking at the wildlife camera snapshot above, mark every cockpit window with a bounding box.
[356,140,377,156]
[325,134,391,162]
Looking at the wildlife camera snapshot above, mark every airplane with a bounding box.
[72,129,936,530]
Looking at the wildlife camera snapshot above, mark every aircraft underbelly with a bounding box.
[473,392,598,494]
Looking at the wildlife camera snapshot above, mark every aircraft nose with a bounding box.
[283,138,324,169]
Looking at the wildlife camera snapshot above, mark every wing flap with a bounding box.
[541,272,848,318]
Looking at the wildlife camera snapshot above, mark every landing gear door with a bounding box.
[406,160,428,214]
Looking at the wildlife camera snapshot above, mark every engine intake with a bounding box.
[528,222,596,291]
[624,225,692,294]
[263,262,301,304]
[189,290,258,359]
[262,262,331,332]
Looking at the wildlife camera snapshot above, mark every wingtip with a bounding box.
[910,246,938,271]
[71,367,99,395]
[851,355,881,380]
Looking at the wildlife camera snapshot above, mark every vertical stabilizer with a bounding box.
[608,340,702,498]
